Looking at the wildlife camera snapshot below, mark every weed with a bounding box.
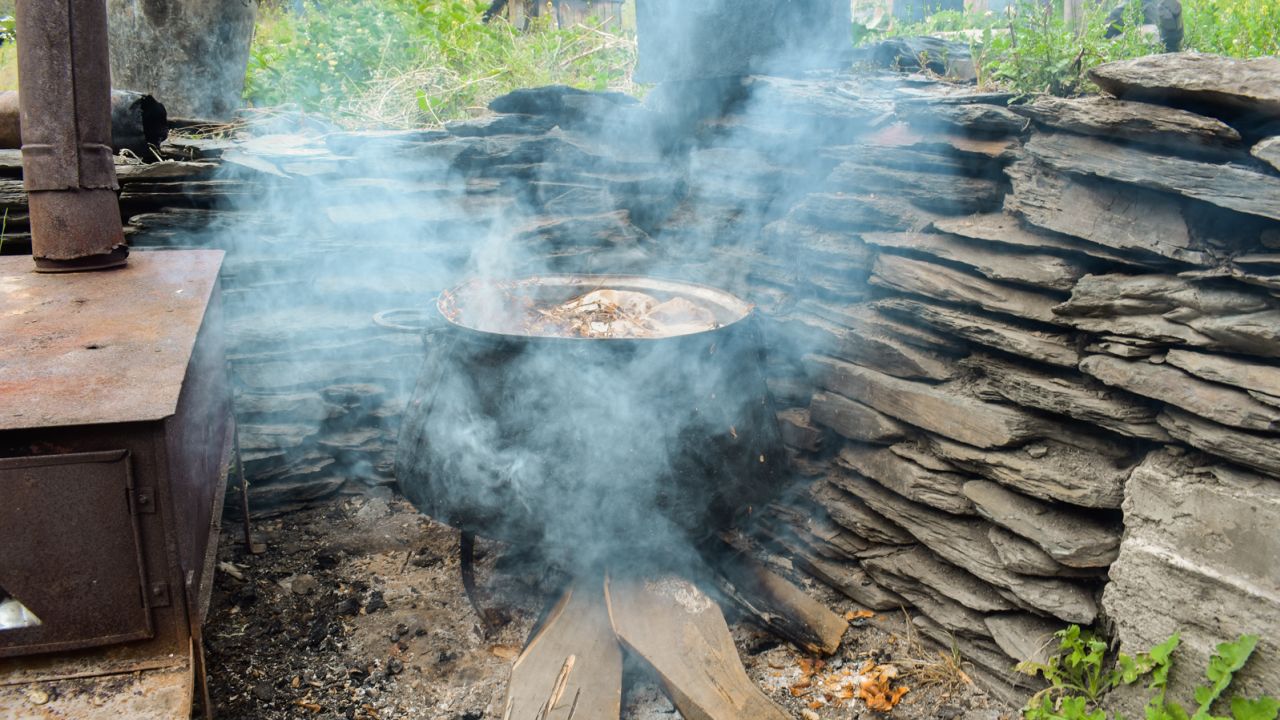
[895,610,974,698]
[243,0,635,128]
[1018,626,1278,720]
[860,0,1279,97]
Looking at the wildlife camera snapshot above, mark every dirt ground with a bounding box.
[203,491,1016,720]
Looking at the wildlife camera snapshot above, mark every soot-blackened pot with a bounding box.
[394,275,786,563]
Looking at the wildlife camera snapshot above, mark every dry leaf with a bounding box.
[490,645,520,660]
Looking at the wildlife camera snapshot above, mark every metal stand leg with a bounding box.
[459,531,494,636]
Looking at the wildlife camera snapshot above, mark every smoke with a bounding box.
[192,0,867,573]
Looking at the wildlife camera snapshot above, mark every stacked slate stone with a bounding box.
[758,53,1280,702]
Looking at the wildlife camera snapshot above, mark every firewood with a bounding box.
[709,538,849,656]
[503,575,621,720]
[605,573,790,720]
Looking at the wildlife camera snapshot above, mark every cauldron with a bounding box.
[394,275,786,564]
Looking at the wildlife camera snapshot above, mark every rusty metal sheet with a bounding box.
[0,654,191,720]
[0,249,224,431]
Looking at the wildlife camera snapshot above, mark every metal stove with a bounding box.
[0,250,233,717]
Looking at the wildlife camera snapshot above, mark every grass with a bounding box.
[894,610,975,698]
[861,0,1280,97]
[244,0,637,128]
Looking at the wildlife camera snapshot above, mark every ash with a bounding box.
[204,493,1013,719]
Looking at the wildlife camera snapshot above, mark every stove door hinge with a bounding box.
[130,486,157,514]
[147,581,172,608]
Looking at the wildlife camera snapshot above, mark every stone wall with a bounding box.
[7,52,1275,708]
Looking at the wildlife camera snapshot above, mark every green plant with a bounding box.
[857,0,1278,98]
[1018,627,1278,720]
[980,0,1162,97]
[243,0,635,128]
[1180,0,1280,57]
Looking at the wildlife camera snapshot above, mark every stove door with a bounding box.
[0,449,153,657]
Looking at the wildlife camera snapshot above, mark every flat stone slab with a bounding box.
[962,480,1121,568]
[809,390,909,444]
[933,212,1138,266]
[1081,354,1280,432]
[1005,159,1213,266]
[1054,274,1280,358]
[843,472,1099,624]
[1253,137,1280,173]
[926,435,1132,509]
[987,526,1093,577]
[985,613,1064,666]
[837,444,975,515]
[808,355,1048,448]
[1164,348,1280,397]
[1089,52,1280,119]
[1011,95,1242,155]
[810,478,916,546]
[871,253,1066,325]
[965,353,1169,442]
[862,545,1015,614]
[1025,132,1280,222]
[1157,408,1280,477]
[863,231,1088,291]
[765,524,907,611]
[861,560,994,639]
[875,297,1081,368]
[826,163,1003,214]
[790,312,956,381]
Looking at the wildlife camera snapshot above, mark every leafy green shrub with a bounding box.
[1180,0,1280,57]
[982,0,1163,97]
[862,0,1280,98]
[1018,626,1278,720]
[244,0,635,127]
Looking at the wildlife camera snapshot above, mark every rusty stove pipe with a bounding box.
[15,0,128,272]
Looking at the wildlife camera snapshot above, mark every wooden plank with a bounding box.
[605,574,790,720]
[503,576,622,720]
[710,538,849,656]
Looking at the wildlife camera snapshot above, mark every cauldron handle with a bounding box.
[372,308,438,333]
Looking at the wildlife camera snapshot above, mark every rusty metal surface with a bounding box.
[0,450,152,657]
[14,0,117,192]
[0,653,191,720]
[0,249,224,431]
[15,0,125,268]
[27,190,129,270]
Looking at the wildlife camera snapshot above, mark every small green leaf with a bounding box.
[1231,696,1280,720]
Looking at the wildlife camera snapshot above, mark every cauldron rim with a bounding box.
[437,273,756,343]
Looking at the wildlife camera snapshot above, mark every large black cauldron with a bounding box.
[395,275,785,564]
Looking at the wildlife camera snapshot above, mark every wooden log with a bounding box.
[503,576,622,720]
[605,574,791,720]
[755,521,908,610]
[709,538,849,656]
